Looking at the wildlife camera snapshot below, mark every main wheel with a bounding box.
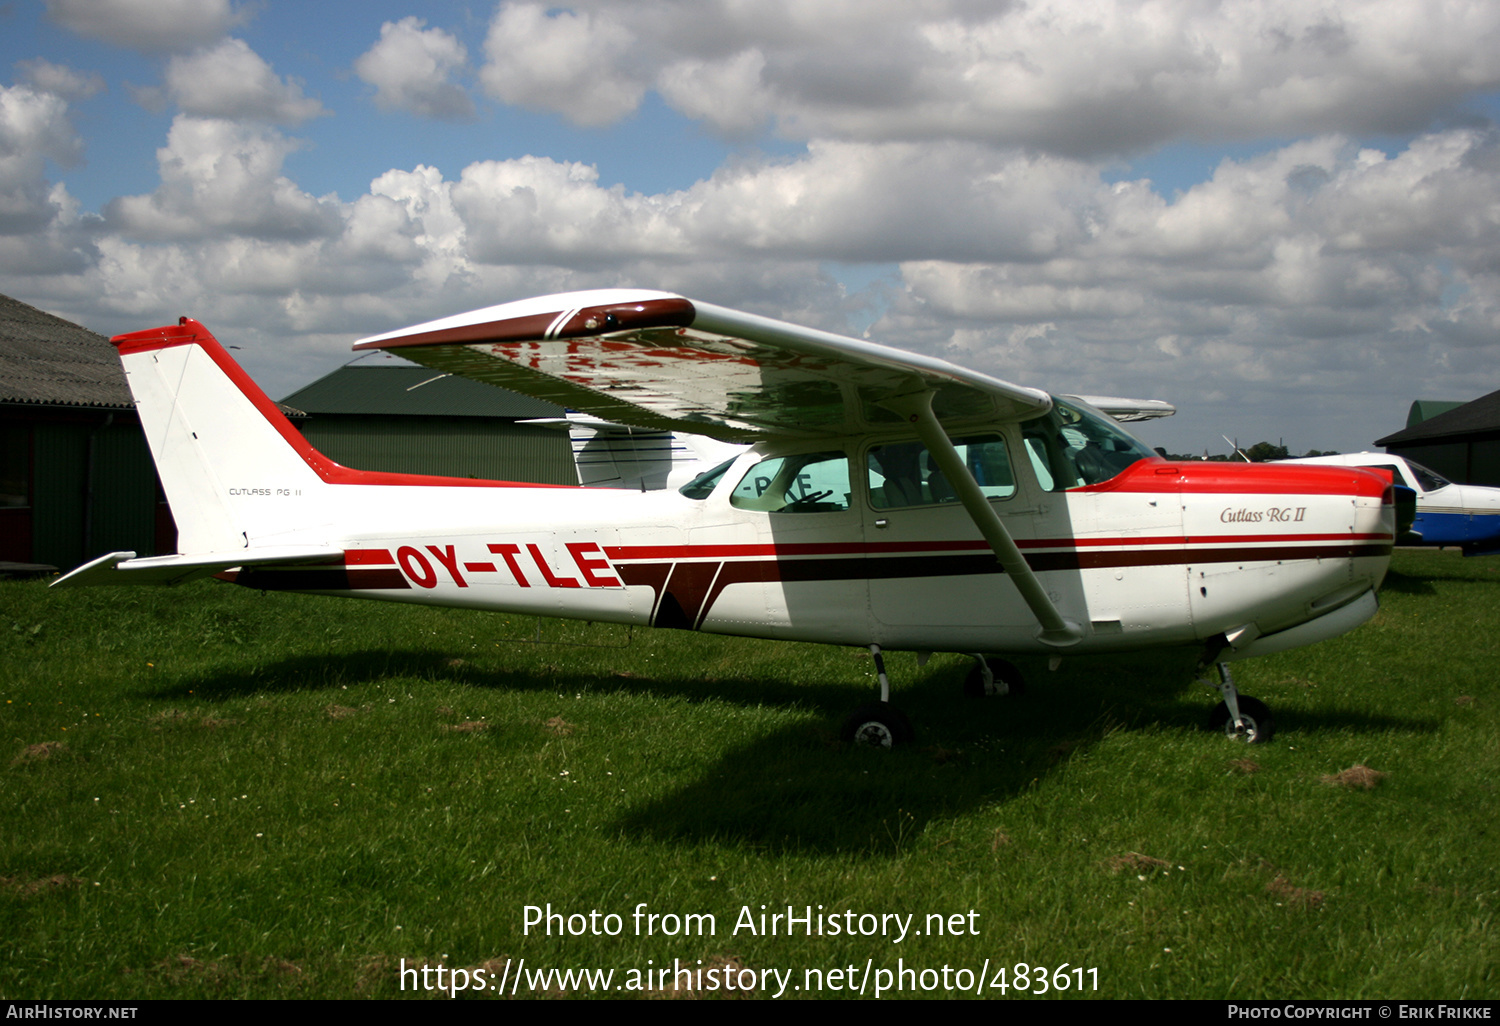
[1208,696,1274,743]
[964,657,1027,698]
[840,703,915,748]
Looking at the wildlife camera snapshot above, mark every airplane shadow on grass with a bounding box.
[1378,569,1440,595]
[607,651,1439,854]
[144,643,1439,856]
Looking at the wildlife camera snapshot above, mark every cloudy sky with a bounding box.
[4,0,1500,455]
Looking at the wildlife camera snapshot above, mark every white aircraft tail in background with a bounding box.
[521,412,745,490]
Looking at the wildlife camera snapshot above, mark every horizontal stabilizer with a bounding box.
[1066,395,1176,422]
[52,547,346,588]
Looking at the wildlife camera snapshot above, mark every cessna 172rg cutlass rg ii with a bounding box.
[55,290,1395,746]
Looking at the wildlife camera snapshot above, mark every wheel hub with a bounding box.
[852,721,895,748]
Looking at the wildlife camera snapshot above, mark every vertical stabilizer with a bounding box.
[113,319,330,554]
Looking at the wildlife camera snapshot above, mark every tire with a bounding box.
[1208,696,1274,743]
[963,657,1027,698]
[840,703,915,748]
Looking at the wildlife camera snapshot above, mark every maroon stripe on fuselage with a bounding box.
[604,533,1392,562]
[618,540,1392,629]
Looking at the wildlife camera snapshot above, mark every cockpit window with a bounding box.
[1407,461,1450,492]
[1021,397,1156,490]
[730,451,851,513]
[678,457,738,500]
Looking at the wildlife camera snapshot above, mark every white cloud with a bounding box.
[15,59,106,102]
[164,39,326,125]
[104,116,340,241]
[44,0,243,55]
[0,84,84,234]
[656,49,770,135]
[479,2,646,127]
[468,0,1500,157]
[451,156,689,264]
[6,11,1500,455]
[354,17,474,121]
[675,141,1101,262]
[0,182,95,276]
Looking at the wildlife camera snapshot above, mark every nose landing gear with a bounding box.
[1204,662,1274,743]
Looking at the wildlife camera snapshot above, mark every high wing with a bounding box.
[354,289,1052,441]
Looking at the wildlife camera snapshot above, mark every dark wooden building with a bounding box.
[0,294,169,570]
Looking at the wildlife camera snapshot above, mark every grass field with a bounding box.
[2,548,1495,1000]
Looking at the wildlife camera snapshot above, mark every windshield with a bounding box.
[1021,397,1157,490]
[1406,460,1450,492]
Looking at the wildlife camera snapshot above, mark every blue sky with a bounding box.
[4,0,1500,455]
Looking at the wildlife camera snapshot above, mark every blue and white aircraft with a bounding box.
[1282,452,1500,555]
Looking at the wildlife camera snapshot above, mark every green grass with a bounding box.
[1,549,1495,999]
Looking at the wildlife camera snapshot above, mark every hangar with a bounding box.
[1377,388,1500,488]
[277,361,576,485]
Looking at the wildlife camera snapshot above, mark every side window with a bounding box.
[867,434,1015,509]
[730,451,851,513]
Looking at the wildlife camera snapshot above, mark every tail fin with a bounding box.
[113,318,333,554]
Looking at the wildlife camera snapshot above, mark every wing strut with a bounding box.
[881,390,1083,648]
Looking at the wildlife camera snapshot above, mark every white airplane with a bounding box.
[1280,452,1500,556]
[54,289,1395,746]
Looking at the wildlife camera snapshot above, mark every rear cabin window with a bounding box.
[867,434,1015,508]
[730,452,851,513]
[678,457,738,499]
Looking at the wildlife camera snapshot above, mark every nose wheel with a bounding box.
[1209,695,1273,742]
[1204,663,1274,743]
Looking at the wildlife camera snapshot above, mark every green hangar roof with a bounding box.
[281,364,564,418]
